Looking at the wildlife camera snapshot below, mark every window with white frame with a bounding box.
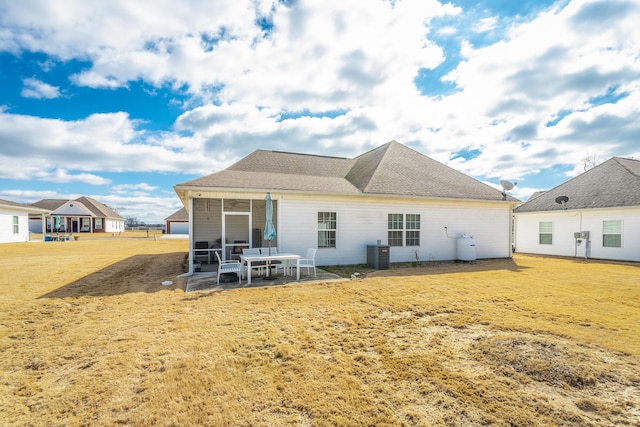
[388,214,421,247]
[318,212,336,248]
[13,216,19,234]
[81,217,90,230]
[95,218,103,230]
[388,214,403,246]
[539,221,552,244]
[406,214,421,246]
[603,220,622,248]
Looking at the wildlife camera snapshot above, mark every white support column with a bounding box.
[188,194,195,275]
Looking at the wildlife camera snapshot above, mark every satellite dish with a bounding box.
[500,180,516,200]
[500,180,514,191]
[555,195,569,206]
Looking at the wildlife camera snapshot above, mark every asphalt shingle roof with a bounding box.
[0,199,50,213]
[165,207,188,221]
[514,157,640,213]
[31,197,123,219]
[176,141,512,202]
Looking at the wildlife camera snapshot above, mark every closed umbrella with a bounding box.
[263,193,277,279]
[264,193,276,251]
[55,215,61,231]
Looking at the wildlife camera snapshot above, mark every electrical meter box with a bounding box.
[574,232,581,238]
[580,231,589,239]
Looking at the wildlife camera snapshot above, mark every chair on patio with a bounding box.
[278,248,317,277]
[260,247,281,276]
[242,248,265,277]
[194,241,210,264]
[298,248,317,277]
[215,251,241,285]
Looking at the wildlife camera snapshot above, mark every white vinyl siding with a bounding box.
[514,208,640,262]
[0,209,30,243]
[278,195,511,266]
[603,220,622,248]
[539,221,552,245]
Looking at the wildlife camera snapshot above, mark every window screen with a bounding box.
[539,221,552,245]
[603,220,622,248]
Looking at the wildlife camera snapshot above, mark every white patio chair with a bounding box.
[260,247,281,276]
[242,248,265,277]
[215,251,241,285]
[299,248,317,277]
[282,248,317,277]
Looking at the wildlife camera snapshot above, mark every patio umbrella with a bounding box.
[264,192,276,252]
[263,192,277,279]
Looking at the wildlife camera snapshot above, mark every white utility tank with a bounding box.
[456,234,476,262]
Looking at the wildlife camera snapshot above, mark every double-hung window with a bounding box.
[603,220,622,248]
[12,216,19,234]
[388,214,421,246]
[95,218,103,230]
[318,212,336,248]
[539,221,552,245]
[405,214,421,246]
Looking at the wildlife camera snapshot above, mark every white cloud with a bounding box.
[41,169,111,185]
[0,110,224,180]
[1,0,639,211]
[21,78,61,99]
[112,183,159,193]
[473,16,498,33]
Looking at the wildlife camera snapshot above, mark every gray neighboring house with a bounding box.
[165,207,188,234]
[514,157,640,261]
[174,141,517,273]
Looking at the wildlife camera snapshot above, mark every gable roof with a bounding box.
[514,157,640,213]
[31,197,124,219]
[75,196,123,219]
[176,141,513,202]
[165,207,188,221]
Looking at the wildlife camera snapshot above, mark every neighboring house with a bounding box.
[0,199,50,243]
[513,157,640,262]
[29,196,125,234]
[165,207,189,234]
[174,141,517,273]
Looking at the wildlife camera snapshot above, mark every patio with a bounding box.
[185,267,346,292]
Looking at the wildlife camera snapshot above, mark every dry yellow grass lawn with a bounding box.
[0,235,638,426]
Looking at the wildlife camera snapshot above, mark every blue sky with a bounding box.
[1,0,639,223]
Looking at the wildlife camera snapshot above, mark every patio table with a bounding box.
[242,253,301,285]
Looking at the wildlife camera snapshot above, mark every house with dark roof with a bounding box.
[165,207,188,234]
[174,141,517,273]
[513,157,640,261]
[0,199,50,243]
[29,196,125,235]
